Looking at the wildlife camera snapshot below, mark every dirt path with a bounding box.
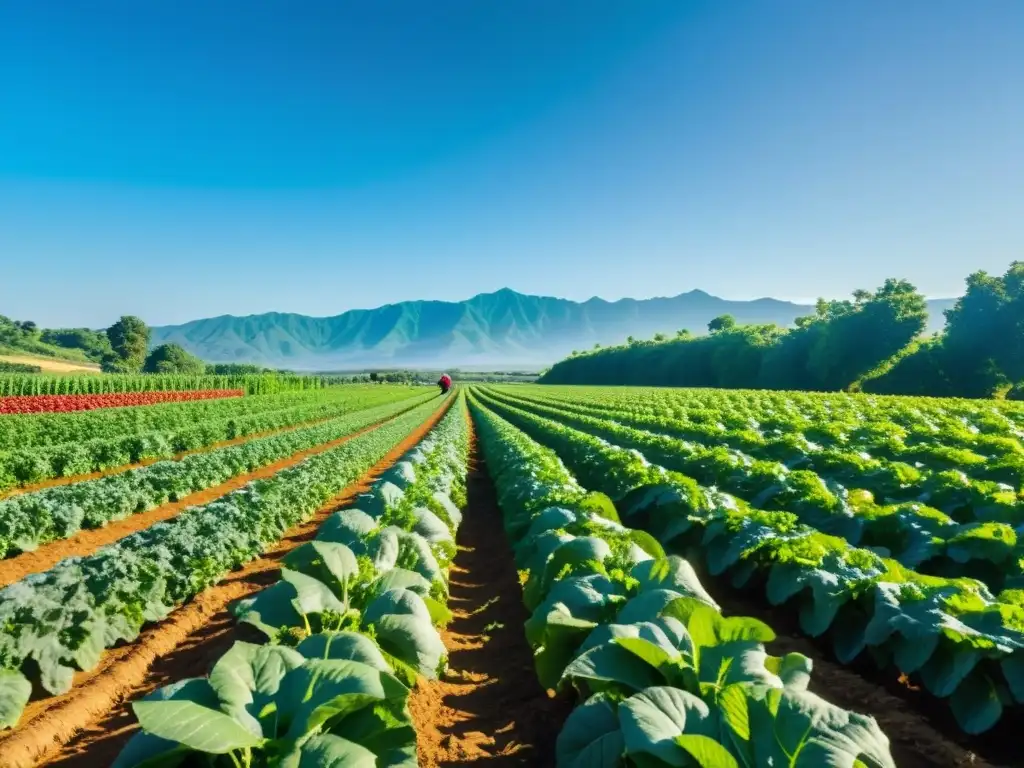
[700,564,1010,768]
[0,400,451,768]
[408,447,571,767]
[0,405,423,589]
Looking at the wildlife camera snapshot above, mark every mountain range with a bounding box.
[150,289,958,371]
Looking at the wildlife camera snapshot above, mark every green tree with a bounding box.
[940,262,1024,396]
[105,315,150,371]
[806,279,928,390]
[676,329,691,338]
[142,344,206,374]
[707,315,736,333]
[653,332,667,342]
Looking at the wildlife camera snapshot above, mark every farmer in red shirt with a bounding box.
[438,373,452,394]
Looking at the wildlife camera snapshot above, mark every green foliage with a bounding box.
[469,392,899,764]
[112,395,470,766]
[542,278,940,395]
[142,343,206,374]
[474,385,1024,734]
[0,362,41,374]
[0,396,446,730]
[0,371,352,396]
[105,315,150,372]
[205,362,268,375]
[707,314,736,333]
[39,327,113,361]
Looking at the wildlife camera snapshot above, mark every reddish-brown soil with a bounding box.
[0,398,450,768]
[0,409,347,502]
[700,566,1010,768]
[0,405,423,589]
[408,447,572,767]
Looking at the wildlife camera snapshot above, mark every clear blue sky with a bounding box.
[1,1,1022,328]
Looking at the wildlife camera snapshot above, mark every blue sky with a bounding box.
[1,1,1022,328]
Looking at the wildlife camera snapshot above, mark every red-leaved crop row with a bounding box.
[0,389,245,415]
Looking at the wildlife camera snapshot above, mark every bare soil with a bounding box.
[408,445,572,767]
[0,399,451,768]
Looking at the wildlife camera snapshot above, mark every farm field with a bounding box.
[0,355,101,375]
[0,381,1015,767]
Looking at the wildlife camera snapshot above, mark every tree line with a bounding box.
[540,263,1024,399]
[0,313,279,375]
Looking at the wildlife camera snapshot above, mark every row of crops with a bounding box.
[471,385,1024,738]
[81,387,903,767]
[0,393,445,731]
[0,385,423,494]
[468,390,898,767]
[111,394,470,766]
[0,378,1010,766]
[0,372,352,397]
[0,389,245,415]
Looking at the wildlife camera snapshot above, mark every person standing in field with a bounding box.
[438,373,452,394]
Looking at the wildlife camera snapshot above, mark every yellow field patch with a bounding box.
[0,354,101,374]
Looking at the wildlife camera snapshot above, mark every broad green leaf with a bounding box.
[316,510,377,548]
[717,683,751,742]
[542,536,613,594]
[535,609,599,690]
[686,604,775,648]
[919,646,981,698]
[278,733,378,768]
[277,659,404,740]
[281,567,347,617]
[615,636,680,671]
[296,631,391,670]
[132,699,261,754]
[764,652,813,692]
[949,671,1003,735]
[411,506,453,545]
[748,688,896,768]
[233,581,304,638]
[370,612,446,679]
[1002,655,1024,703]
[628,529,667,560]
[208,642,304,735]
[632,557,718,609]
[562,641,664,694]
[363,587,433,626]
[619,686,718,767]
[370,568,432,599]
[282,541,358,600]
[110,732,189,768]
[0,670,30,729]
[556,694,625,768]
[675,734,741,768]
[616,589,688,626]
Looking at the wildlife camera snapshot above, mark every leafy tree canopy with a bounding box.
[106,315,150,370]
[142,343,206,374]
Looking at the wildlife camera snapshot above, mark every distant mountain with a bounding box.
[151,289,957,371]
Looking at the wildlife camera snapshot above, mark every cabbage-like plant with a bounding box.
[113,642,416,767]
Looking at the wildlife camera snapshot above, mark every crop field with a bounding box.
[0,381,1016,767]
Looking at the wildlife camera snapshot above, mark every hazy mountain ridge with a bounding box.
[151,289,957,370]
